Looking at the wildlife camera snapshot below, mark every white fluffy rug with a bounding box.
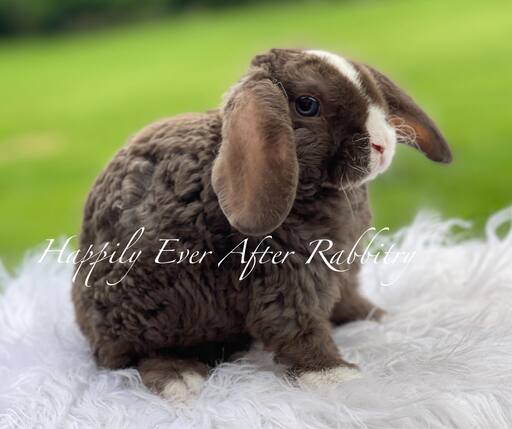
[1,209,512,429]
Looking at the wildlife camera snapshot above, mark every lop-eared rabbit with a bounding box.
[73,49,451,401]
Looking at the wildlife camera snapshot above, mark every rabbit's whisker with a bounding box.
[340,171,355,220]
[392,116,420,150]
[352,135,370,143]
[348,164,368,175]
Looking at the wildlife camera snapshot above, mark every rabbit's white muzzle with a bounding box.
[363,105,397,183]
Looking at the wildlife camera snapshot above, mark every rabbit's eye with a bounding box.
[295,96,320,117]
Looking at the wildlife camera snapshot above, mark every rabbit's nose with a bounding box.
[372,143,384,154]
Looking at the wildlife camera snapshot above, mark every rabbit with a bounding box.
[72,48,451,401]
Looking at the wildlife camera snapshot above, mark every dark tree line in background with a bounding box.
[0,0,263,35]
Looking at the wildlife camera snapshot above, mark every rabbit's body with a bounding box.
[73,110,371,371]
[73,49,451,400]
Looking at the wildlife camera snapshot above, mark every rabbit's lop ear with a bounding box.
[365,65,452,163]
[212,78,298,236]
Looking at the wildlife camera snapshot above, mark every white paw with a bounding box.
[161,371,206,402]
[298,366,362,388]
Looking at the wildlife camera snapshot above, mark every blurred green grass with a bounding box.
[1,0,511,268]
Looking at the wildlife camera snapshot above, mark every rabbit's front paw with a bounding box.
[298,366,362,388]
[161,371,206,403]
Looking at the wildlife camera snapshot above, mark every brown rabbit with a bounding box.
[72,48,451,401]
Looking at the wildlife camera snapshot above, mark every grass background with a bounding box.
[1,0,511,269]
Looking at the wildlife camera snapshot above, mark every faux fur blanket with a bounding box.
[1,209,511,429]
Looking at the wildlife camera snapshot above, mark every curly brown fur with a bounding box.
[72,48,451,397]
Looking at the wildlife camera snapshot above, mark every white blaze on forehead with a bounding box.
[306,50,362,90]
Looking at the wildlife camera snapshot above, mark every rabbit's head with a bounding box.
[212,48,452,236]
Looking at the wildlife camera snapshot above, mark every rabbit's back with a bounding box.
[82,111,223,244]
[72,111,251,367]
